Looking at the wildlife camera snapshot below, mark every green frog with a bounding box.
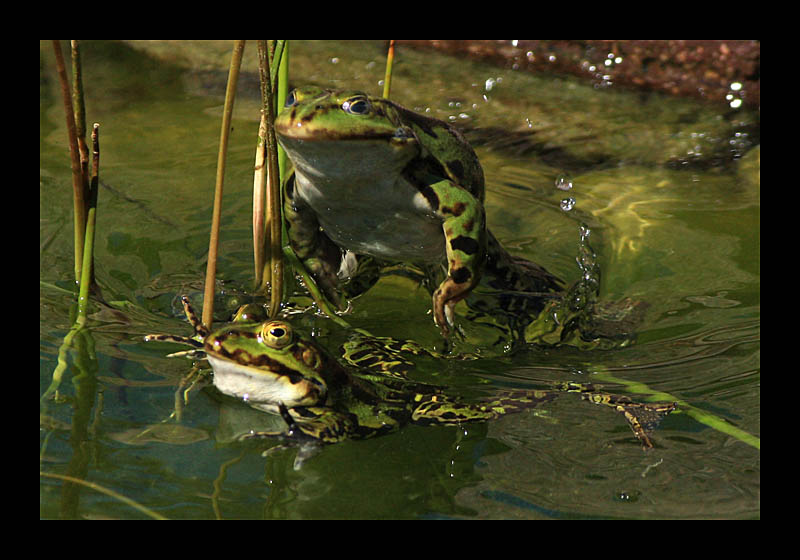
[276,87,564,338]
[146,297,676,448]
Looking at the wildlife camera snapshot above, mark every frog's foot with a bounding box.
[303,257,348,311]
[581,393,677,449]
[432,278,473,337]
[143,295,209,349]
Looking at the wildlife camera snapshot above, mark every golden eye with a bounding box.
[343,96,370,115]
[261,321,293,348]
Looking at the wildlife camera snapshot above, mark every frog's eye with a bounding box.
[285,89,299,107]
[261,321,293,349]
[342,96,370,115]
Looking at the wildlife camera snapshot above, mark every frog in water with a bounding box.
[146,297,675,449]
[276,87,564,338]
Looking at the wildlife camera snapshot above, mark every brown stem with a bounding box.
[202,40,246,330]
[52,40,87,283]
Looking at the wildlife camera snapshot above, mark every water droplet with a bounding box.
[555,174,573,191]
[613,490,641,503]
[560,197,576,212]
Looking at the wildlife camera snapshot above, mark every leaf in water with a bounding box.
[109,424,208,446]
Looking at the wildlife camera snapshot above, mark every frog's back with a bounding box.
[390,101,485,202]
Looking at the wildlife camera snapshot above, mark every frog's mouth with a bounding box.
[206,353,327,409]
[275,123,418,145]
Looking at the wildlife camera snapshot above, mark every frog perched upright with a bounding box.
[276,87,562,337]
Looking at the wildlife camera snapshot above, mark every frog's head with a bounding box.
[204,319,333,410]
[276,87,419,179]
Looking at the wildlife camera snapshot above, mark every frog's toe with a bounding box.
[432,286,463,337]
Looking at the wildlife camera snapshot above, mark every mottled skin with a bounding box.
[276,87,562,336]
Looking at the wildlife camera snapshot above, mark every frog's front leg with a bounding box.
[283,404,355,443]
[420,178,487,336]
[284,174,346,310]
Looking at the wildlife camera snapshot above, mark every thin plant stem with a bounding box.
[269,40,286,107]
[42,124,100,413]
[276,43,289,182]
[263,43,284,317]
[71,41,90,190]
[52,40,86,283]
[40,472,168,520]
[253,41,269,289]
[383,40,396,98]
[253,41,285,316]
[77,124,100,319]
[202,40,246,330]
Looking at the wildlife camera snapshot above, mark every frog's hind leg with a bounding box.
[179,295,209,339]
[411,390,557,426]
[339,252,383,300]
[144,295,208,353]
[581,393,677,449]
[484,230,564,294]
[283,173,347,309]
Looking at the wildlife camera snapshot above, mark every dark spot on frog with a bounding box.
[417,184,440,211]
[447,160,465,181]
[441,201,466,217]
[450,235,480,255]
[212,330,259,346]
[451,266,472,284]
[290,407,319,419]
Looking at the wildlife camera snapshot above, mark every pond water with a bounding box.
[40,40,759,519]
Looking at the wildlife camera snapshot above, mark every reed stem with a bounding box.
[263,43,284,317]
[76,124,100,320]
[71,41,90,191]
[52,40,86,283]
[253,41,286,316]
[382,40,396,98]
[202,40,246,330]
[253,41,269,289]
